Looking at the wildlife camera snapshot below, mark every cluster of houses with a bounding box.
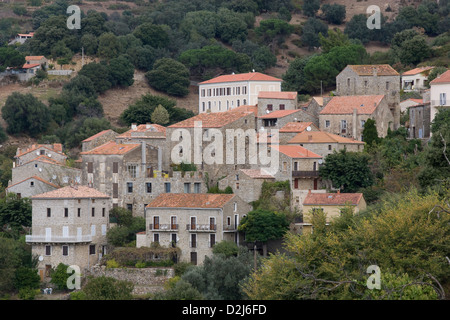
[7,63,449,280]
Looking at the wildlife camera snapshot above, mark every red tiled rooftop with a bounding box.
[430,69,450,84]
[347,64,399,76]
[116,124,166,139]
[320,95,385,115]
[288,131,365,145]
[22,63,40,69]
[199,72,281,84]
[271,145,322,159]
[303,192,363,206]
[80,141,140,155]
[402,66,434,76]
[6,176,58,190]
[168,111,251,128]
[32,185,110,199]
[258,91,297,100]
[25,56,45,61]
[82,129,115,142]
[258,109,300,119]
[279,122,318,133]
[147,193,235,209]
[229,105,258,116]
[16,144,65,158]
[402,98,423,105]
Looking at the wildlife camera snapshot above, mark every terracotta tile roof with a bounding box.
[258,109,300,119]
[116,124,166,139]
[146,193,235,209]
[279,122,318,133]
[229,104,258,116]
[15,144,66,158]
[402,66,434,76]
[168,111,251,128]
[430,70,450,84]
[303,192,363,206]
[199,72,281,84]
[320,95,385,115]
[25,56,45,61]
[402,98,423,105]
[82,129,116,142]
[22,155,64,166]
[80,141,140,155]
[240,169,275,179]
[347,64,399,76]
[6,176,58,190]
[32,185,110,199]
[18,33,34,37]
[271,145,322,159]
[288,131,365,145]
[22,63,40,69]
[258,91,297,100]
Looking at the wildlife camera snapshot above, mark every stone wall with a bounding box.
[85,265,174,295]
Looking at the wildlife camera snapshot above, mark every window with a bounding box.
[92,208,95,217]
[91,225,96,236]
[347,78,350,87]
[45,245,51,256]
[88,162,93,173]
[78,208,81,217]
[30,181,34,187]
[234,202,237,212]
[153,216,160,229]
[146,182,152,193]
[243,86,247,94]
[267,104,273,111]
[325,120,330,128]
[165,182,171,193]
[279,104,285,110]
[364,80,368,87]
[184,183,191,193]
[62,245,69,256]
[341,120,347,130]
[102,208,105,217]
[237,99,240,107]
[328,145,332,151]
[191,234,197,248]
[227,87,231,95]
[40,150,45,155]
[47,208,51,217]
[202,102,205,112]
[440,93,447,105]
[210,234,216,248]
[64,208,68,218]
[201,89,205,97]
[227,216,231,226]
[153,234,159,243]
[282,161,288,172]
[207,89,211,96]
[113,162,119,173]
[194,182,201,193]
[236,182,239,189]
[236,87,240,95]
[127,182,133,193]
[89,245,95,255]
[113,183,118,198]
[127,204,133,212]
[127,165,137,178]
[386,82,390,90]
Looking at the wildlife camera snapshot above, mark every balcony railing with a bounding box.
[149,224,178,231]
[292,170,320,178]
[25,235,92,243]
[186,224,216,232]
[223,224,238,232]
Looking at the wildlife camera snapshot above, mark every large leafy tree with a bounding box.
[78,62,112,94]
[319,149,374,192]
[321,4,346,25]
[145,58,190,97]
[133,23,169,49]
[108,55,135,88]
[0,46,25,72]
[0,193,32,232]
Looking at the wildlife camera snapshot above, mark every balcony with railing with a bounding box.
[186,224,216,232]
[292,170,320,178]
[223,224,238,232]
[25,234,92,243]
[149,224,178,232]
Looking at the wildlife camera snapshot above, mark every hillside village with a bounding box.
[0,0,449,301]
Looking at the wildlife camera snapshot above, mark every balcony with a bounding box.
[223,224,238,232]
[186,224,216,232]
[292,170,320,178]
[25,235,92,243]
[149,224,178,232]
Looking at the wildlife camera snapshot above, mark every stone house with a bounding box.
[25,56,48,69]
[6,176,58,199]
[8,32,34,45]
[15,144,67,166]
[257,109,316,132]
[26,186,112,279]
[319,95,394,141]
[278,121,319,144]
[257,91,298,116]
[401,66,434,92]
[141,193,252,265]
[218,168,275,204]
[198,72,282,113]
[400,98,424,113]
[300,190,366,234]
[287,130,365,158]
[303,96,332,119]
[429,69,450,136]
[408,102,431,139]
[82,129,118,152]
[335,64,400,130]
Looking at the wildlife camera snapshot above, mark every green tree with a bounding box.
[82,276,134,300]
[362,118,380,147]
[319,28,350,53]
[2,92,50,137]
[427,67,448,86]
[78,62,112,94]
[301,17,328,50]
[256,19,294,46]
[50,263,70,290]
[303,0,320,17]
[319,149,374,192]
[153,279,203,300]
[216,8,248,44]
[97,32,121,60]
[0,193,32,232]
[145,58,190,97]
[238,209,289,256]
[151,104,170,125]
[321,4,346,25]
[133,23,169,49]
[108,55,134,88]
[80,34,98,56]
[0,46,25,72]
[212,240,239,258]
[281,55,314,92]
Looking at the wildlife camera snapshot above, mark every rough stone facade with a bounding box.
[6,176,58,198]
[82,129,119,152]
[15,144,67,166]
[408,103,431,139]
[257,97,297,116]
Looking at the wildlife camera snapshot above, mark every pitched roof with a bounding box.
[430,70,450,84]
[6,176,58,190]
[82,129,116,142]
[199,72,281,84]
[15,144,65,159]
[240,169,275,179]
[258,91,297,100]
[25,56,45,61]
[32,185,110,199]
[22,63,40,69]
[320,95,385,115]
[229,104,258,116]
[401,98,423,105]
[258,109,300,119]
[347,64,399,76]
[168,111,251,128]
[402,66,434,76]
[270,145,322,159]
[279,122,318,133]
[146,193,235,209]
[22,155,65,166]
[303,192,363,206]
[79,141,140,155]
[116,124,166,139]
[288,131,365,145]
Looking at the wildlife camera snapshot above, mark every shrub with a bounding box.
[18,288,39,300]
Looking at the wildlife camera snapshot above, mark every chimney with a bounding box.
[337,189,340,194]
[131,123,137,131]
[146,123,151,129]
[372,67,377,77]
